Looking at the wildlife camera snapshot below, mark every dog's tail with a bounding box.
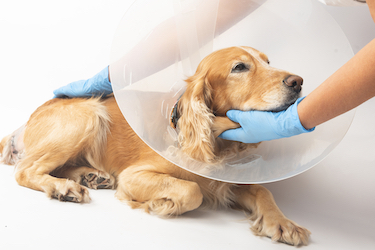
[0,134,14,165]
[1,124,26,165]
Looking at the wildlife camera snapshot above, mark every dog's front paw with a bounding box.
[251,214,311,246]
[50,179,90,203]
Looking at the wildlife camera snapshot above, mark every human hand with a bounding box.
[219,97,315,143]
[53,66,112,98]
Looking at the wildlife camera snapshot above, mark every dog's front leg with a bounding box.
[115,163,203,216]
[232,185,310,246]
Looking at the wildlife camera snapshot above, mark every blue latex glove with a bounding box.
[53,66,112,98]
[219,97,315,143]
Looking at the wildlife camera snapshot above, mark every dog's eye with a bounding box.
[267,60,270,64]
[231,63,249,73]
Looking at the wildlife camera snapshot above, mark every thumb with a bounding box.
[226,110,246,124]
[219,127,248,143]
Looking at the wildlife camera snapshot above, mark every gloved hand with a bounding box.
[53,66,112,98]
[219,97,315,143]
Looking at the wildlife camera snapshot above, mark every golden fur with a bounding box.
[1,46,310,246]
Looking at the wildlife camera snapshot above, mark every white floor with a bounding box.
[1,1,375,249]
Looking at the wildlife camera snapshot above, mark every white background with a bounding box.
[0,0,374,249]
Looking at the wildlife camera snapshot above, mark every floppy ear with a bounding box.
[177,69,217,163]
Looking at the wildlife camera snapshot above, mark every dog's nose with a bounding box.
[283,75,303,93]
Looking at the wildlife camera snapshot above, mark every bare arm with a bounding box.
[298,0,375,130]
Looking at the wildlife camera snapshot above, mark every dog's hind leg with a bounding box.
[115,163,203,216]
[15,154,90,202]
[52,165,115,190]
[232,185,310,246]
[14,98,110,202]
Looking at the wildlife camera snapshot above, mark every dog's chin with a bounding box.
[269,103,293,112]
[268,96,300,112]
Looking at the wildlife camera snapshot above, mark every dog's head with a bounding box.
[176,46,302,163]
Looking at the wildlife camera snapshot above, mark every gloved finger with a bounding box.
[53,93,68,98]
[53,85,77,97]
[53,85,71,97]
[53,81,88,97]
[219,127,250,143]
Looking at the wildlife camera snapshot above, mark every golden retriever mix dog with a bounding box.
[0,46,310,246]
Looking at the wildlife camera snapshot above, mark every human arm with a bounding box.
[298,0,375,129]
[298,37,375,130]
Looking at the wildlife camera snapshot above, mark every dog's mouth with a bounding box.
[269,98,298,112]
[259,92,301,113]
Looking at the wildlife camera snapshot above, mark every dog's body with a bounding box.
[0,46,310,245]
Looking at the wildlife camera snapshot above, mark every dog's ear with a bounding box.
[177,68,217,163]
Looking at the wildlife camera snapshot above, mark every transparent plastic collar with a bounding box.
[110,0,354,183]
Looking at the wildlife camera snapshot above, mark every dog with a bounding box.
[0,46,310,246]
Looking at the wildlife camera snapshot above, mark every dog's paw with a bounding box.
[125,198,182,216]
[148,198,181,216]
[251,215,311,246]
[80,170,115,190]
[51,179,90,203]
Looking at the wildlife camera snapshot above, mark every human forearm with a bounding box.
[298,38,375,129]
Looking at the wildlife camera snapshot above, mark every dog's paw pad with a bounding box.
[96,177,106,184]
[62,196,75,202]
[86,173,96,181]
[80,171,115,190]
